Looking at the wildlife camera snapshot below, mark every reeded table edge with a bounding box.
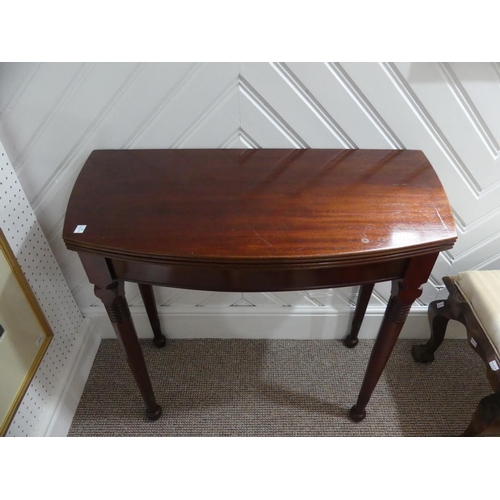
[64,237,457,269]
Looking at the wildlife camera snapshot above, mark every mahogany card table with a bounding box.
[63,149,457,423]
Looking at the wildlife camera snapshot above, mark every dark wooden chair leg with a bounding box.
[461,392,500,437]
[138,283,167,348]
[412,298,453,363]
[409,274,500,436]
[343,283,374,348]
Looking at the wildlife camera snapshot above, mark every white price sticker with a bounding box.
[74,225,87,233]
[489,360,499,371]
[436,301,445,308]
[470,338,477,348]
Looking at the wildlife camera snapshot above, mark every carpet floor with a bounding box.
[68,338,492,437]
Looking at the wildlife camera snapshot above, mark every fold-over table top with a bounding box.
[63,149,457,266]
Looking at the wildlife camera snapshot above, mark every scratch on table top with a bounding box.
[247,225,273,247]
[433,203,447,229]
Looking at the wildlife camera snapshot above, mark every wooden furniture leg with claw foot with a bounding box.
[413,271,500,436]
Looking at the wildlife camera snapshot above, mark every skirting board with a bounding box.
[82,306,467,340]
[35,318,101,437]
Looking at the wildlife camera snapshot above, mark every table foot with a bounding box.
[349,405,366,422]
[153,334,167,348]
[343,336,359,348]
[146,404,162,421]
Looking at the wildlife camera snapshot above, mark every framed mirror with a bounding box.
[0,227,53,436]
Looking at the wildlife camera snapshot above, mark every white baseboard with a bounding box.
[82,306,467,341]
[36,318,101,437]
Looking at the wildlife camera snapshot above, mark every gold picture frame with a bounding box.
[0,227,53,436]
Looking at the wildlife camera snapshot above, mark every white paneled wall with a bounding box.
[1,62,499,342]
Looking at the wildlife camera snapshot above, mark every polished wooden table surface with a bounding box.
[64,149,457,423]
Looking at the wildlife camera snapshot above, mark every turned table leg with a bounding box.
[79,252,162,421]
[95,281,162,420]
[138,283,167,347]
[343,283,374,348]
[350,254,438,422]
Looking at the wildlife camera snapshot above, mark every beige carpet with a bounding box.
[68,338,491,437]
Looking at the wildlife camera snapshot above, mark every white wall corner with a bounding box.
[35,317,100,437]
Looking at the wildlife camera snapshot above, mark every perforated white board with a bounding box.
[0,142,84,436]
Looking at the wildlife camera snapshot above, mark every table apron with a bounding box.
[110,257,411,292]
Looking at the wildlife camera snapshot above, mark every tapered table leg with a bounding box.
[138,283,167,347]
[95,281,162,421]
[79,253,162,421]
[349,254,439,422]
[343,283,374,348]
[350,288,413,421]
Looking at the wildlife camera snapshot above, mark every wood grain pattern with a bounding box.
[63,149,456,266]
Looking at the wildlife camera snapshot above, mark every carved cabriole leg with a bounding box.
[461,392,500,437]
[350,253,439,422]
[411,299,455,363]
[343,283,375,348]
[78,252,162,421]
[411,276,500,436]
[461,368,500,437]
[138,283,167,347]
[486,366,500,394]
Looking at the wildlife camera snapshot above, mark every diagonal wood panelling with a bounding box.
[1,62,499,325]
[270,62,357,148]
